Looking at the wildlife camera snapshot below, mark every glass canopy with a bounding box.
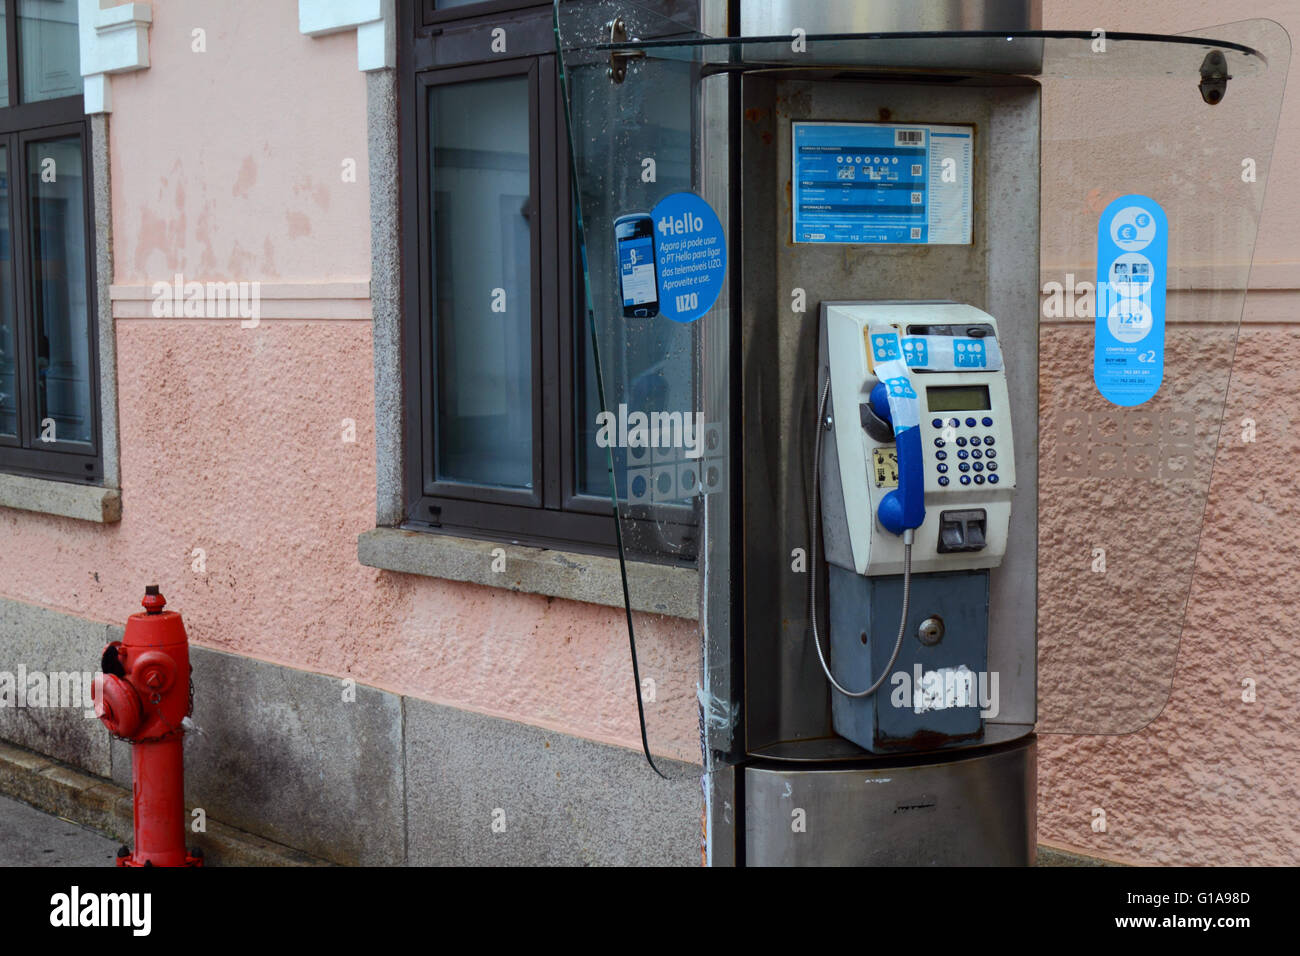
[554,1,1289,774]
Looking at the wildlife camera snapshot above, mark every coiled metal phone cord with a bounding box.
[810,376,912,698]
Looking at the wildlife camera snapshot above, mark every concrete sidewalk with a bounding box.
[0,793,121,866]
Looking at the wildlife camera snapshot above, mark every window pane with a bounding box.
[0,147,15,437]
[575,305,605,495]
[430,76,533,489]
[0,11,10,108]
[575,303,695,499]
[574,100,695,500]
[28,137,91,446]
[18,0,82,104]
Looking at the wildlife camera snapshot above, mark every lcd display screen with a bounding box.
[926,384,991,412]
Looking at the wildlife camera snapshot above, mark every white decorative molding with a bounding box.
[79,1,153,114]
[299,0,395,72]
[109,279,374,321]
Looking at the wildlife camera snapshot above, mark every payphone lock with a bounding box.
[938,509,988,553]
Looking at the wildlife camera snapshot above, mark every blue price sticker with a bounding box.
[901,336,928,366]
[872,333,902,362]
[1094,195,1167,406]
[650,192,726,324]
[954,338,986,368]
[885,375,917,400]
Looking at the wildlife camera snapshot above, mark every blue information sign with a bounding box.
[792,122,973,245]
[1094,195,1168,406]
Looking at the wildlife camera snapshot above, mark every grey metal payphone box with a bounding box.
[738,69,1040,864]
[553,0,1288,866]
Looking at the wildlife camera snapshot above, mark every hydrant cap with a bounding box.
[141,586,166,615]
[124,588,188,649]
[92,673,142,738]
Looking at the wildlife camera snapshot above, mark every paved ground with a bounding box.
[0,793,121,866]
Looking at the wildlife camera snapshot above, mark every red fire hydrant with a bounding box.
[92,586,202,867]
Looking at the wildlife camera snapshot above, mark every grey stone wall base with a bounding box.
[0,739,328,866]
[405,699,702,866]
[0,600,118,775]
[2,596,703,866]
[121,645,407,867]
[359,527,700,620]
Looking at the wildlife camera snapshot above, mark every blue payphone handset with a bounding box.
[812,302,1016,751]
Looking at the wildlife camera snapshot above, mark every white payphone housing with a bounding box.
[814,301,1018,754]
[821,302,1016,577]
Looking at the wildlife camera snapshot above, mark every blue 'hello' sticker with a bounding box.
[650,192,726,324]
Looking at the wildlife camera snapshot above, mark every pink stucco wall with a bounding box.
[1037,0,1300,864]
[0,0,700,764]
[0,0,1295,862]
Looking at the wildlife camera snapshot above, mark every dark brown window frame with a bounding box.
[399,0,699,559]
[0,0,99,485]
[421,0,550,28]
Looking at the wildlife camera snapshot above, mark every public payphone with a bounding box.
[815,304,1015,752]
[554,0,1288,866]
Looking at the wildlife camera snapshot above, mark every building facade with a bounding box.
[0,0,1295,865]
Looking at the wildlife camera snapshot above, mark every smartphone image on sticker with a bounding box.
[615,213,659,318]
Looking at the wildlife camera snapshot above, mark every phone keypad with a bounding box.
[927,416,1003,491]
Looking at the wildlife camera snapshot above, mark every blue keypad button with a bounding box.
[987,462,997,472]
[972,462,984,472]
[958,462,970,472]
[957,450,968,460]
[985,449,997,459]
[982,416,993,427]
[965,417,977,428]
[938,475,950,486]
[969,436,981,446]
[955,437,967,447]
[936,463,948,473]
[934,438,945,447]
[970,449,982,459]
[983,437,995,447]
[932,418,944,429]
[987,474,999,484]
[974,474,985,485]
[947,418,960,429]
[959,475,971,485]
[935,450,947,461]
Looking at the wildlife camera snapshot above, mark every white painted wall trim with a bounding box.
[109,279,373,321]
[79,1,153,114]
[299,0,395,72]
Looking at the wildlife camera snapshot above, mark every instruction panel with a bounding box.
[792,122,973,245]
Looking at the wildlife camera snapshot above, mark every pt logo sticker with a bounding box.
[1094,195,1167,406]
[651,192,726,323]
